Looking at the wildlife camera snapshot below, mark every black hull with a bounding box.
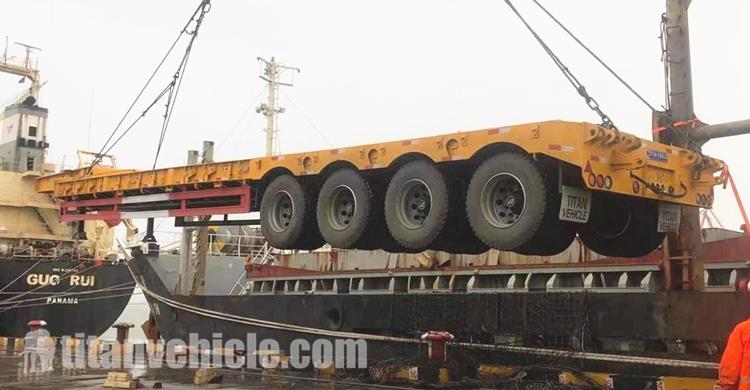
[0,258,134,337]
[131,252,741,377]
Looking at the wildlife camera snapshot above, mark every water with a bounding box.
[98,288,149,342]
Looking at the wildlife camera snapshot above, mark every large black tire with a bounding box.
[260,175,324,250]
[514,173,576,256]
[578,192,664,258]
[466,153,547,251]
[343,175,413,253]
[429,163,489,255]
[384,160,449,250]
[316,169,373,248]
[514,204,577,255]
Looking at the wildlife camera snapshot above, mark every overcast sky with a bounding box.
[2,0,749,231]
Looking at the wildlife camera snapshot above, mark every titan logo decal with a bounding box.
[646,149,668,163]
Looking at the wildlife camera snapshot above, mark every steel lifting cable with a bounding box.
[88,0,211,172]
[125,261,719,370]
[503,0,618,131]
[94,83,175,162]
[531,0,658,113]
[659,13,672,112]
[152,0,211,169]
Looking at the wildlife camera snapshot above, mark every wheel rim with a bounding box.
[269,190,294,232]
[396,179,432,230]
[480,173,526,228]
[327,185,357,231]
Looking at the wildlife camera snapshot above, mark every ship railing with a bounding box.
[10,247,58,258]
[230,241,278,296]
[206,233,268,258]
[144,230,269,258]
[157,240,183,254]
[249,241,275,265]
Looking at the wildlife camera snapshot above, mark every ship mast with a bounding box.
[0,39,48,173]
[659,0,750,290]
[659,0,703,290]
[256,57,300,156]
[0,39,43,105]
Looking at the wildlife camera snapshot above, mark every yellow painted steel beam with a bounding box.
[37,120,723,208]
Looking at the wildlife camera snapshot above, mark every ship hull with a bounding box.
[130,251,749,377]
[0,258,134,337]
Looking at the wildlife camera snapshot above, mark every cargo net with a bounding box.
[392,292,593,360]
[389,292,597,382]
[497,293,592,350]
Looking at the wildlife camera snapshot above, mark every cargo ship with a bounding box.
[35,0,750,380]
[0,43,133,337]
[123,226,748,377]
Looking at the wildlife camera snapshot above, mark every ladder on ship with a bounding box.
[231,241,276,296]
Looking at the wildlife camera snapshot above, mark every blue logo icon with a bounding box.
[646,149,668,163]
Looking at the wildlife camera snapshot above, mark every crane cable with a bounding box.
[87,0,211,173]
[89,83,175,170]
[530,0,658,113]
[503,0,618,132]
[153,0,211,169]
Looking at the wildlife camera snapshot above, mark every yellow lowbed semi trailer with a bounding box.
[37,120,723,257]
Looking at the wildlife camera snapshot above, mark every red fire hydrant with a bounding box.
[421,331,454,361]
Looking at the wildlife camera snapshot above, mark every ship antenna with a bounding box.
[256,57,300,156]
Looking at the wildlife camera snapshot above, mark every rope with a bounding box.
[0,293,142,313]
[503,0,618,132]
[0,262,102,306]
[0,282,135,307]
[530,0,658,112]
[452,341,718,370]
[126,260,417,343]
[0,292,140,311]
[0,279,132,314]
[0,259,41,293]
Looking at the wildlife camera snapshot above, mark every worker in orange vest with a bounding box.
[719,318,750,390]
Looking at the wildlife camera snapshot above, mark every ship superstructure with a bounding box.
[0,41,132,338]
